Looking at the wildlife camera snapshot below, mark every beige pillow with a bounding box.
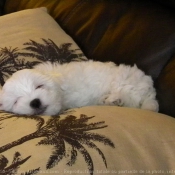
[0,7,87,86]
[1,106,175,174]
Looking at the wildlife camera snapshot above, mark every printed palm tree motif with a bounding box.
[0,47,39,86]
[0,38,86,86]
[0,47,19,85]
[0,113,115,175]
[18,38,86,63]
[0,152,40,175]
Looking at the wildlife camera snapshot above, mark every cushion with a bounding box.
[1,106,175,174]
[0,7,87,86]
[0,7,175,175]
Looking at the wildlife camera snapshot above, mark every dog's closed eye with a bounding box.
[36,85,44,89]
[13,97,21,106]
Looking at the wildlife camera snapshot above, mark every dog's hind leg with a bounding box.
[141,98,159,112]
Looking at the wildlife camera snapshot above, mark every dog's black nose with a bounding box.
[30,98,41,109]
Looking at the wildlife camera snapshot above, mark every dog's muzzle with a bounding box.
[30,98,47,115]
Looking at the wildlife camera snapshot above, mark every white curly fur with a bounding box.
[0,60,159,115]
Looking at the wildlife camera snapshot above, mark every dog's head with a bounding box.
[0,69,63,115]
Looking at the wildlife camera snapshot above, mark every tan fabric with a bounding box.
[1,106,175,174]
[0,7,87,84]
[0,7,81,49]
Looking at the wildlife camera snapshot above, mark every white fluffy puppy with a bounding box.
[0,61,158,115]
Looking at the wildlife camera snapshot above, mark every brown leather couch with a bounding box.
[2,0,175,117]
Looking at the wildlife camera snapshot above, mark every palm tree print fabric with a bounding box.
[0,112,115,175]
[0,38,87,86]
[0,39,115,175]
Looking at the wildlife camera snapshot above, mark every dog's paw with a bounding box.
[100,94,124,106]
[112,99,124,106]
